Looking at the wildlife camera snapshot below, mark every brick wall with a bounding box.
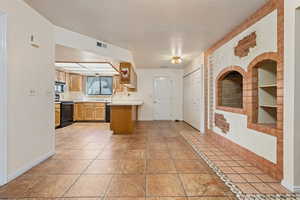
[220,72,243,108]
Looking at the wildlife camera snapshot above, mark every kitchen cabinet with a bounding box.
[113,75,125,93]
[69,73,82,92]
[74,103,84,121]
[95,104,105,120]
[119,62,137,89]
[55,103,61,128]
[84,104,95,120]
[74,102,105,121]
[110,105,138,134]
[55,70,66,83]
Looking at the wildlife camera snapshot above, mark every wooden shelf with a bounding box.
[257,123,277,129]
[260,105,277,108]
[259,84,277,88]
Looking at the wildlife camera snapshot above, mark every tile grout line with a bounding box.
[166,134,191,199]
[179,131,298,200]
[61,135,112,198]
[102,174,115,199]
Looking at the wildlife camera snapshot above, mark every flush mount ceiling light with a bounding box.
[171,56,183,64]
[55,62,119,75]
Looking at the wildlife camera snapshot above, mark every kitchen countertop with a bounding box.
[108,100,143,106]
[73,100,111,103]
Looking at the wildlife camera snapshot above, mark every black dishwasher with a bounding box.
[60,101,74,128]
[105,104,111,122]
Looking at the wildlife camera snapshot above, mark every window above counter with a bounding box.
[86,76,113,95]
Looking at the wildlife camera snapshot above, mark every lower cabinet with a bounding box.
[74,102,105,121]
[95,104,106,120]
[55,104,61,128]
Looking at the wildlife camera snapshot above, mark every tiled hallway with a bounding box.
[0,122,296,199]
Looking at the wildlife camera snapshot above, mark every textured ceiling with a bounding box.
[25,0,267,68]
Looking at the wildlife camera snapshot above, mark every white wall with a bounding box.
[134,68,183,121]
[183,55,205,133]
[0,0,55,183]
[0,11,8,185]
[283,0,300,192]
[55,26,133,64]
[211,11,277,163]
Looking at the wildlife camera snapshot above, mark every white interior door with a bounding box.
[183,68,203,131]
[153,76,173,120]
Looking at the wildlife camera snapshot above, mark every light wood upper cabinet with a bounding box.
[69,73,82,92]
[113,75,125,93]
[74,102,105,121]
[119,62,137,89]
[55,70,66,83]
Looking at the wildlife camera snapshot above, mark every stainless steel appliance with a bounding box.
[55,81,66,93]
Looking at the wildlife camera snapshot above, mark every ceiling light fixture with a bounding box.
[171,56,183,64]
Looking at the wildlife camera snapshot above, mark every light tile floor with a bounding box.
[179,127,298,199]
[0,121,296,199]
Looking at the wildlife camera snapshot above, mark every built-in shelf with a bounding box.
[257,60,277,125]
[257,123,277,129]
[260,105,277,108]
[259,84,277,88]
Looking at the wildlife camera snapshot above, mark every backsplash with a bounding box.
[59,82,140,102]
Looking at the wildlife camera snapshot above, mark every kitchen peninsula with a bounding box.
[109,101,143,134]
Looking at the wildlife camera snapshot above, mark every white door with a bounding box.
[153,76,173,120]
[183,68,203,131]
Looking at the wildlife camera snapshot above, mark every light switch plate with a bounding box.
[30,34,40,48]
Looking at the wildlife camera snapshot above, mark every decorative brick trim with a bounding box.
[206,0,277,54]
[204,0,284,181]
[215,66,246,114]
[180,130,297,199]
[246,52,280,136]
[207,129,282,180]
[234,32,257,58]
[215,113,230,134]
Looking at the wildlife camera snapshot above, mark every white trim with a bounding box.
[294,186,300,193]
[281,179,295,192]
[0,12,8,186]
[7,151,55,182]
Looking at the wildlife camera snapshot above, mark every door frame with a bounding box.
[152,76,174,120]
[0,12,8,185]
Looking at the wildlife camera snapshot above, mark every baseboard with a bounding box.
[182,121,201,132]
[207,129,282,180]
[280,178,300,194]
[281,179,295,192]
[294,186,300,193]
[7,151,55,182]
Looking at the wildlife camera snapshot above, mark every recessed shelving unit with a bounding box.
[257,60,277,126]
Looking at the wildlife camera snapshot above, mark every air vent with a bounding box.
[96,41,108,48]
